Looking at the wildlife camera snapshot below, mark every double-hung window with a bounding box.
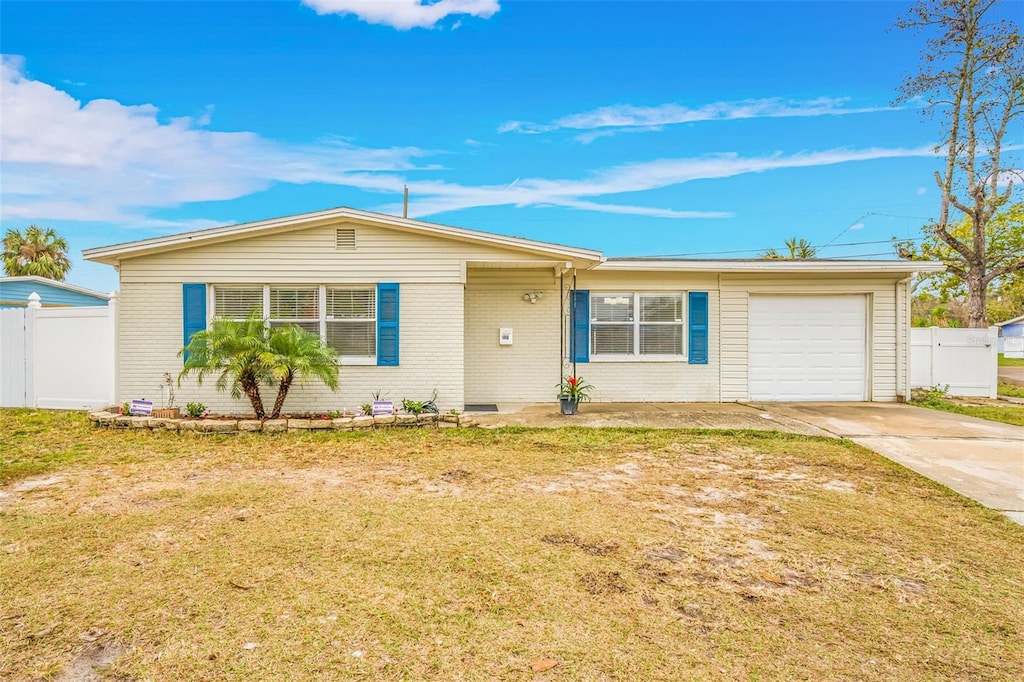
[591,292,685,358]
[269,286,320,336]
[211,284,377,363]
[213,286,262,320]
[325,287,376,359]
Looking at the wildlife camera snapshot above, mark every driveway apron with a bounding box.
[766,403,1024,524]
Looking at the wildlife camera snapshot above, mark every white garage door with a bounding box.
[749,295,867,401]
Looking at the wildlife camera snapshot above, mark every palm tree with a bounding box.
[2,225,73,280]
[178,312,340,419]
[178,313,274,419]
[261,324,340,419]
[761,237,818,260]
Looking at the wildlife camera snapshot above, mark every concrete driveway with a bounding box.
[766,403,1024,523]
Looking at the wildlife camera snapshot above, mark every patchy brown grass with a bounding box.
[1,410,1022,681]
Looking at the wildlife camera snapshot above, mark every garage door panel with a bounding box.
[748,295,866,401]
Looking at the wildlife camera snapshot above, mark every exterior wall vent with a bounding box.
[336,227,356,250]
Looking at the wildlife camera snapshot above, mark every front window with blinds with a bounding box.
[211,285,376,361]
[269,287,319,336]
[213,286,262,320]
[591,292,685,357]
[325,287,375,357]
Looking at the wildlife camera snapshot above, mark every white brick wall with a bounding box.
[578,289,721,402]
[117,282,464,415]
[465,270,561,403]
[574,273,721,402]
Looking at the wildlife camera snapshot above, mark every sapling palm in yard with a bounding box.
[179,312,339,419]
[261,322,339,418]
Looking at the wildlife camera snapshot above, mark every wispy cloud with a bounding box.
[1,57,937,228]
[381,146,936,219]
[500,97,894,143]
[301,0,498,30]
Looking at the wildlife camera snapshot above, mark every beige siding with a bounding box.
[119,222,561,284]
[719,274,903,402]
[464,269,562,403]
[572,272,721,402]
[118,282,464,414]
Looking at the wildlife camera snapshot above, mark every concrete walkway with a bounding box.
[766,403,1024,524]
[471,402,831,436]
[472,401,1024,524]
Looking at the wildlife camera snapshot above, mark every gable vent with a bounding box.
[335,227,356,250]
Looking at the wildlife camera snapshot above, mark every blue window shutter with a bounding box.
[182,284,207,362]
[688,291,709,365]
[377,283,399,366]
[570,289,590,363]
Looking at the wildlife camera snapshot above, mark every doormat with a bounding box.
[463,404,499,412]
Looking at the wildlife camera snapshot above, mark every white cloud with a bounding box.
[1,57,938,229]
[917,186,928,195]
[302,0,498,29]
[500,97,894,141]
[849,223,865,230]
[382,146,937,219]
[0,55,432,225]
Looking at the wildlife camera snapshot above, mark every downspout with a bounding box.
[559,271,565,384]
[572,270,578,379]
[897,275,913,402]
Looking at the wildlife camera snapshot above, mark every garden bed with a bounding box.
[87,410,475,433]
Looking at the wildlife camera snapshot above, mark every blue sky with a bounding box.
[1,0,1020,292]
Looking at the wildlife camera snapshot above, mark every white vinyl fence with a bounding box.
[910,327,998,398]
[0,293,116,409]
[1001,335,1024,359]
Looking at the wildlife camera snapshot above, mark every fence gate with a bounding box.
[0,308,29,407]
[0,294,116,409]
[910,327,998,398]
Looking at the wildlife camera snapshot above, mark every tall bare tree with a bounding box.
[894,0,1023,327]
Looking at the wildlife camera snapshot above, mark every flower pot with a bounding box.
[560,397,579,415]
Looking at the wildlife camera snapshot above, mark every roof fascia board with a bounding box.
[0,275,111,299]
[594,260,946,274]
[82,207,604,265]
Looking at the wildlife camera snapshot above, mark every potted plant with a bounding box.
[557,376,593,415]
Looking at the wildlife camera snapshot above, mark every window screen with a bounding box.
[214,286,262,319]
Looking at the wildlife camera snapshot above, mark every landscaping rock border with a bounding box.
[87,410,476,433]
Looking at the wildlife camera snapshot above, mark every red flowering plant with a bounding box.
[557,376,594,402]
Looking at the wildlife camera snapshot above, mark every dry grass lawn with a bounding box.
[1,410,1022,680]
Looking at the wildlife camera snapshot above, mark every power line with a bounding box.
[642,237,922,258]
[820,214,869,249]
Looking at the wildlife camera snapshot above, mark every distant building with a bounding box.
[0,276,111,308]
[997,314,1024,359]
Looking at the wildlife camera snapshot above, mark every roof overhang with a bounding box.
[596,259,947,274]
[0,275,111,299]
[82,206,605,267]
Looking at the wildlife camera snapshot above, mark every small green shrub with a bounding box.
[360,403,373,416]
[402,398,425,415]
[184,402,207,418]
